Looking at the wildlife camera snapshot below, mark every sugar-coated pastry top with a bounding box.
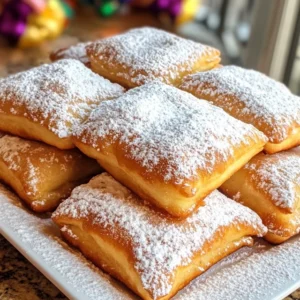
[180,65,300,142]
[53,172,266,299]
[0,59,124,138]
[244,150,300,212]
[51,42,91,64]
[87,27,220,85]
[0,134,90,198]
[74,82,267,184]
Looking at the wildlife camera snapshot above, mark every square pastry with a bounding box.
[73,82,267,217]
[0,59,124,149]
[0,134,101,212]
[221,148,300,244]
[180,65,300,153]
[52,173,266,300]
[86,27,221,88]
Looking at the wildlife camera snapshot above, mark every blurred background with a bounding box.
[0,0,299,95]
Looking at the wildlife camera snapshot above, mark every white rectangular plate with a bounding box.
[1,184,300,300]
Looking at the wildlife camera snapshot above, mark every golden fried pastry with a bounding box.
[179,65,300,154]
[220,149,300,244]
[73,82,267,217]
[0,134,101,212]
[0,59,124,149]
[52,173,266,300]
[86,27,221,88]
[50,42,92,66]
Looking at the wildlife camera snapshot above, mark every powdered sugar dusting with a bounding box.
[61,225,79,240]
[0,185,133,300]
[0,59,124,138]
[1,184,299,300]
[0,134,92,199]
[88,27,219,85]
[53,173,266,299]
[0,135,40,195]
[245,150,300,210]
[174,237,300,300]
[0,135,31,171]
[180,65,300,142]
[51,42,91,64]
[74,82,267,184]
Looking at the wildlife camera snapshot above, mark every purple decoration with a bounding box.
[152,0,183,20]
[158,0,170,9]
[0,0,33,44]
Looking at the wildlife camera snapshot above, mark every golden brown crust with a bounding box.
[50,47,68,61]
[0,59,124,149]
[60,222,254,300]
[181,82,300,153]
[0,135,101,212]
[89,51,220,89]
[74,139,265,217]
[263,128,300,154]
[0,112,74,150]
[179,66,300,153]
[87,27,221,88]
[52,173,266,300]
[72,82,267,217]
[220,151,300,244]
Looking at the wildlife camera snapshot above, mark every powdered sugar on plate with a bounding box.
[1,183,299,300]
[245,150,300,211]
[0,59,124,138]
[53,173,266,299]
[180,65,300,142]
[174,237,300,300]
[87,27,220,85]
[74,82,267,184]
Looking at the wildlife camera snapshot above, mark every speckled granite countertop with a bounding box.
[0,9,299,300]
[0,235,66,300]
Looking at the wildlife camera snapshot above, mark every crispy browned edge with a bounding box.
[87,43,221,88]
[53,213,261,299]
[0,139,102,212]
[72,133,266,218]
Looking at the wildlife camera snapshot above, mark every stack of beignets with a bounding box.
[0,58,126,212]
[72,82,267,217]
[1,26,299,300]
[57,81,267,298]
[179,64,300,245]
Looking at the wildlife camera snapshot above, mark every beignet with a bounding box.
[87,27,221,88]
[221,149,300,244]
[50,42,91,66]
[179,65,300,153]
[52,173,266,300]
[73,82,267,217]
[0,59,124,149]
[0,134,101,212]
